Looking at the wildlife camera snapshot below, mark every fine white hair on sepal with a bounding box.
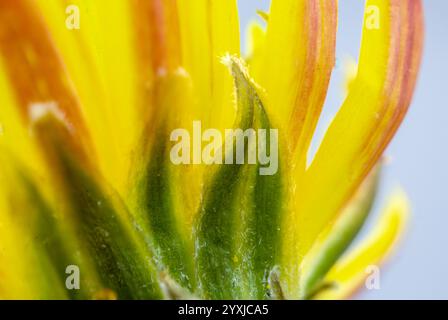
[220,53,266,112]
[220,53,234,69]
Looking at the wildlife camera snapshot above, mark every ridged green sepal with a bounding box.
[300,166,381,299]
[196,57,284,299]
[132,73,196,290]
[32,109,162,299]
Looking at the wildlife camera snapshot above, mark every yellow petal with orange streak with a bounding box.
[129,0,182,125]
[0,0,89,144]
[177,0,240,132]
[314,190,410,300]
[289,0,423,266]
[253,0,337,158]
[0,42,67,299]
[36,0,142,193]
[264,0,337,298]
[0,57,44,178]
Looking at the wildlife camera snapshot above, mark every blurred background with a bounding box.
[238,0,448,299]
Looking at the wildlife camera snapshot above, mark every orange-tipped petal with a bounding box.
[132,0,181,74]
[254,0,337,159]
[130,0,183,130]
[0,0,89,147]
[293,0,423,261]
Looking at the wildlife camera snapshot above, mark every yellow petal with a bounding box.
[130,0,182,116]
[292,0,423,262]
[314,190,410,300]
[36,0,142,192]
[254,0,337,158]
[270,0,338,297]
[341,56,359,97]
[177,0,240,131]
[245,19,266,68]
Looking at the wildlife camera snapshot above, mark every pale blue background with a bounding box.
[238,0,448,299]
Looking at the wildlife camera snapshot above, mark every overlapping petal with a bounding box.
[300,165,381,299]
[290,0,423,271]
[313,191,410,300]
[253,0,337,160]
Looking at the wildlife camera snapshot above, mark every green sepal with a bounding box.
[32,110,163,299]
[195,56,284,299]
[131,73,196,291]
[300,166,381,299]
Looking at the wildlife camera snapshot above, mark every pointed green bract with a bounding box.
[196,57,284,299]
[131,73,196,291]
[18,173,91,299]
[300,166,381,299]
[134,127,195,290]
[32,111,163,299]
[0,163,71,299]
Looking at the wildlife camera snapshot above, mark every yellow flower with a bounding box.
[0,0,423,299]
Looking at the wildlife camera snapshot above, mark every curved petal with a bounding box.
[246,19,266,71]
[293,0,423,263]
[300,165,381,298]
[313,190,410,300]
[254,0,337,159]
